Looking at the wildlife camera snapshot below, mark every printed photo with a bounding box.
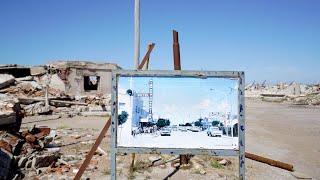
[117,76,239,149]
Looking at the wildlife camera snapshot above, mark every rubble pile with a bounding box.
[0,126,58,179]
[0,74,15,89]
[246,82,320,105]
[0,94,23,131]
[0,126,104,179]
[0,64,112,121]
[25,127,102,179]
[0,62,118,179]
[1,80,65,98]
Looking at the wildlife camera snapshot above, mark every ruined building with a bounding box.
[49,61,121,96]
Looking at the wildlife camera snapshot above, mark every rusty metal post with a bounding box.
[173,30,189,165]
[173,30,181,70]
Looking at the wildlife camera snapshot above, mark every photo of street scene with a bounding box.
[117,76,239,150]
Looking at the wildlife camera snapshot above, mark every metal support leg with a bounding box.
[238,72,245,180]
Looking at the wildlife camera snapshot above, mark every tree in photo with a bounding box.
[212,120,220,126]
[118,111,128,125]
[157,118,170,128]
[195,118,203,127]
[165,119,170,126]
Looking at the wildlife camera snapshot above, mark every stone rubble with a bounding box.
[0,74,15,89]
[0,64,111,127]
[245,81,320,106]
[0,125,102,179]
[0,63,113,179]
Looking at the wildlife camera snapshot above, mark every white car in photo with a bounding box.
[178,126,187,132]
[207,127,223,137]
[171,125,178,131]
[189,126,201,132]
[160,127,171,136]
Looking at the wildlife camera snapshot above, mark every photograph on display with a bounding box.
[116,76,239,150]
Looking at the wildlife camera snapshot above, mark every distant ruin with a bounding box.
[47,61,121,96]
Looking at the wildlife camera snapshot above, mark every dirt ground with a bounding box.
[246,99,320,179]
[20,99,320,179]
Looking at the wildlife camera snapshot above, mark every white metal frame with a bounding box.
[110,70,245,180]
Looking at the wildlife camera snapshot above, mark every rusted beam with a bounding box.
[138,43,155,70]
[130,153,136,172]
[172,29,189,166]
[245,152,294,171]
[173,30,181,70]
[179,154,190,165]
[74,117,111,180]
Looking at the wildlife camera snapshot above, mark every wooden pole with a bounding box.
[245,152,294,171]
[74,117,111,180]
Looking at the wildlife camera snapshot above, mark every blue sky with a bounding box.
[0,0,319,83]
[119,77,238,125]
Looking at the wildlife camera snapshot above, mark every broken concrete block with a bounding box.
[17,81,42,91]
[23,102,50,116]
[0,148,13,179]
[0,132,24,155]
[25,159,32,169]
[45,147,60,153]
[41,74,65,92]
[30,66,46,76]
[0,113,16,126]
[18,156,28,168]
[218,159,231,166]
[0,94,21,128]
[15,76,33,82]
[31,153,59,169]
[0,74,15,89]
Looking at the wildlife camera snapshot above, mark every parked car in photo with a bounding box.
[207,126,223,137]
[189,126,201,132]
[178,126,187,132]
[160,127,171,136]
[171,125,178,131]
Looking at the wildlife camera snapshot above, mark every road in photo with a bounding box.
[117,129,238,149]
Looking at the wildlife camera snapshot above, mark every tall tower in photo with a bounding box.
[148,79,153,122]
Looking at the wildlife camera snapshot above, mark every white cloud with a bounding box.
[215,100,230,113]
[193,98,212,110]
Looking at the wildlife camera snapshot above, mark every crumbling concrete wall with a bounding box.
[67,68,113,95]
[48,61,121,96]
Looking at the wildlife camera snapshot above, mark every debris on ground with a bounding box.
[246,81,320,106]
[0,126,56,179]
[218,158,231,166]
[0,62,121,179]
[0,74,15,89]
[0,62,120,121]
[0,94,23,131]
[0,124,105,179]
